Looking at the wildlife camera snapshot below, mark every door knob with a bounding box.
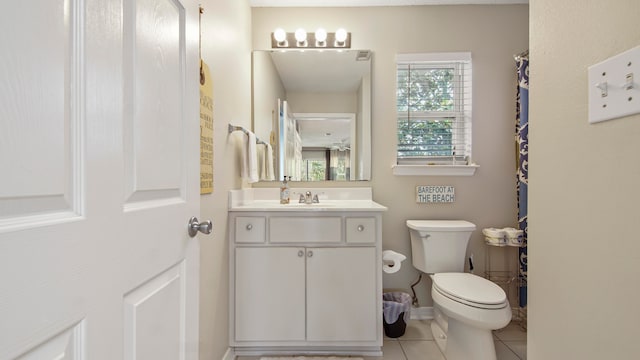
[188,216,212,237]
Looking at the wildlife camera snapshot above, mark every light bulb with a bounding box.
[315,28,327,42]
[273,28,286,43]
[294,28,307,42]
[335,28,348,42]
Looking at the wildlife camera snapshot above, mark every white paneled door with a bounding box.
[0,0,202,359]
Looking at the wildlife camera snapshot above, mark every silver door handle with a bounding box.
[188,216,212,237]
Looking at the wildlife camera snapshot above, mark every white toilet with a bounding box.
[407,220,512,360]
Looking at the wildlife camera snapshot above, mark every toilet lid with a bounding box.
[406,220,476,232]
[433,273,507,308]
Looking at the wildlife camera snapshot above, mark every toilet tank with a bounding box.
[407,220,476,274]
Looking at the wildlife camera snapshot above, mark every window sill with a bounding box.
[392,164,479,176]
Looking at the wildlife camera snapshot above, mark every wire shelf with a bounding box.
[484,241,527,332]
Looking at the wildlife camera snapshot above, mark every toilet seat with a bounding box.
[433,273,507,309]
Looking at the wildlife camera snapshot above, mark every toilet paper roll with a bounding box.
[382,250,407,274]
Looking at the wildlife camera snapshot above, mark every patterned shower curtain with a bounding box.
[515,52,528,308]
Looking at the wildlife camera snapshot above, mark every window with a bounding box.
[301,149,351,181]
[301,150,327,181]
[396,53,473,170]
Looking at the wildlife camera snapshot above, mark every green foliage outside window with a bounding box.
[303,160,326,181]
[397,66,456,158]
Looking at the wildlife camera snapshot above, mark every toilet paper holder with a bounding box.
[382,250,406,274]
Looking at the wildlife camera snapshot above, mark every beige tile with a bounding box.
[493,321,527,341]
[242,356,377,360]
[363,340,405,360]
[503,341,527,359]
[495,340,521,360]
[399,340,444,360]
[243,342,404,360]
[396,319,434,340]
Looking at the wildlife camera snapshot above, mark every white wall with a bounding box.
[252,5,529,306]
[529,1,640,358]
[198,0,251,359]
[252,51,285,142]
[286,91,357,113]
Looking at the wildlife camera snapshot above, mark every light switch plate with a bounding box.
[588,46,640,124]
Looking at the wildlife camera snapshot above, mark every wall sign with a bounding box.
[200,61,214,194]
[416,185,455,203]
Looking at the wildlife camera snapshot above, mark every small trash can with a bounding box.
[382,292,411,338]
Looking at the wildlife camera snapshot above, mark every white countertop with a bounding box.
[228,188,388,212]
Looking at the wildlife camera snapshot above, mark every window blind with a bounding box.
[396,53,472,164]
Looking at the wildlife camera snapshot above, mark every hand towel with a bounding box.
[257,145,266,180]
[265,143,275,181]
[241,131,259,183]
[256,144,269,181]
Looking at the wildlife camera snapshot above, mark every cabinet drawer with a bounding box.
[270,217,341,243]
[346,217,376,243]
[235,217,266,243]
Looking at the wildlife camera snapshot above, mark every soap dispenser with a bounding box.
[280,176,290,204]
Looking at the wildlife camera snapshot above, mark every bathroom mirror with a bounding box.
[252,49,372,181]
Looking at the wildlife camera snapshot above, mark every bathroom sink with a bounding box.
[228,188,388,212]
[272,201,339,211]
[285,202,336,207]
[230,200,385,212]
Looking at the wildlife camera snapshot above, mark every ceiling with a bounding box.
[297,116,353,149]
[249,0,528,7]
[269,50,370,93]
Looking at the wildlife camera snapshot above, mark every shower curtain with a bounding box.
[515,52,528,308]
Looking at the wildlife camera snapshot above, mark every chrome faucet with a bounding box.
[299,191,320,204]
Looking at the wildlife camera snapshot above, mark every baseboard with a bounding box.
[222,347,235,360]
[409,306,434,320]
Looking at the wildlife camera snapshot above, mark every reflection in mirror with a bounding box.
[252,50,372,181]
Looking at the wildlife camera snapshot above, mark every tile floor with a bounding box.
[375,319,527,360]
[237,320,527,360]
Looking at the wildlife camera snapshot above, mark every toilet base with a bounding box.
[431,314,497,360]
[430,320,447,354]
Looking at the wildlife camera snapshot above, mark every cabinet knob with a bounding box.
[307,250,313,258]
[246,224,253,231]
[298,250,304,257]
[357,225,365,232]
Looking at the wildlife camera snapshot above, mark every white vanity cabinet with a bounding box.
[234,246,305,342]
[234,246,377,343]
[228,199,386,357]
[306,246,377,342]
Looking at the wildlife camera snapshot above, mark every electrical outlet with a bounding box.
[588,46,640,123]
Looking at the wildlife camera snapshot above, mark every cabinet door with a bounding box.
[235,247,306,341]
[306,247,378,342]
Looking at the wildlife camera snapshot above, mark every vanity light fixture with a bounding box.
[335,28,348,47]
[294,28,308,47]
[273,28,288,47]
[271,28,351,49]
[315,28,327,47]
